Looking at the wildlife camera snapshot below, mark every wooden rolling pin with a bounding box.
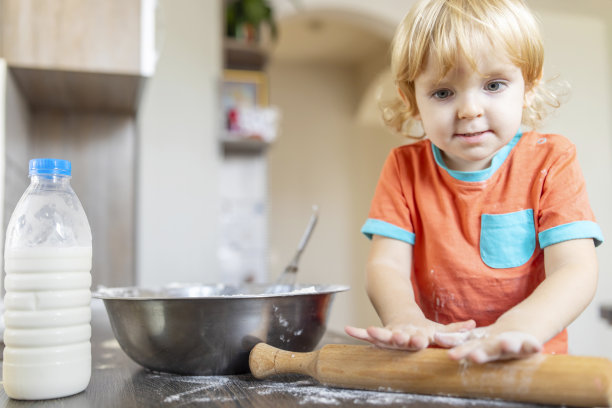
[249,343,612,407]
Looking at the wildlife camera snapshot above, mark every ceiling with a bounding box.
[270,11,390,65]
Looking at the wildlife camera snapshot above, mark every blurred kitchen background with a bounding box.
[0,0,611,358]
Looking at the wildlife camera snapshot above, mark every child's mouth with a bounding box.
[455,131,490,142]
[456,131,488,137]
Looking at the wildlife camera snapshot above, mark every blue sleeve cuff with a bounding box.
[361,219,415,245]
[538,221,604,248]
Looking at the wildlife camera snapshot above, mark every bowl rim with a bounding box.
[93,283,350,300]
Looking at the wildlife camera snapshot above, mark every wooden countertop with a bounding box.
[0,301,560,408]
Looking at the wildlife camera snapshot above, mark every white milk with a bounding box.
[3,247,92,400]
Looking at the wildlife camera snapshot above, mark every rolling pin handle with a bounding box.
[249,343,319,379]
[249,343,279,378]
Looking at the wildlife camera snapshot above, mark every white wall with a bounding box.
[268,0,612,357]
[137,0,222,286]
[267,60,398,332]
[530,3,612,357]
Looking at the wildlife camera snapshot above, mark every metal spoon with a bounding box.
[273,205,319,290]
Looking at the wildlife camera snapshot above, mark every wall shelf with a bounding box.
[221,134,270,154]
[223,38,269,70]
[219,7,275,284]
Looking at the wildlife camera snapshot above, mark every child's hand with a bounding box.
[345,319,475,351]
[435,330,542,363]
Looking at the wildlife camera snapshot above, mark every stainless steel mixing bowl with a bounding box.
[94,283,348,375]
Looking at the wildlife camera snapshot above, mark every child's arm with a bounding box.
[345,235,475,349]
[437,238,598,363]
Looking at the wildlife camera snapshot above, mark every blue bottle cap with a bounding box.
[29,158,72,176]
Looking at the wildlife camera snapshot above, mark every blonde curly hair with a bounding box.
[382,0,564,139]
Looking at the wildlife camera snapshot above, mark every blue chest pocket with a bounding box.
[480,209,536,269]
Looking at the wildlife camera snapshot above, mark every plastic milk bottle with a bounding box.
[2,158,92,400]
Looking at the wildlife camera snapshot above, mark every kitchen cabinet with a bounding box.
[0,0,157,291]
[0,0,157,112]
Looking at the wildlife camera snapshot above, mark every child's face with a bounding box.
[412,50,525,172]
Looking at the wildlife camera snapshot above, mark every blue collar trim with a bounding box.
[431,131,522,182]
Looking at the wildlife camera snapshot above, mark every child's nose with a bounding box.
[457,95,484,119]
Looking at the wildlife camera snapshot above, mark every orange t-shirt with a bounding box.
[362,131,603,354]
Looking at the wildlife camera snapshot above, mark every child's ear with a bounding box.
[523,85,537,109]
[523,74,542,105]
[397,86,421,120]
[397,86,409,105]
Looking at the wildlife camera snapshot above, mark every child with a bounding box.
[345,0,603,363]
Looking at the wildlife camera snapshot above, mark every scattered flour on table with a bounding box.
[149,373,534,407]
[159,375,232,403]
[251,379,522,406]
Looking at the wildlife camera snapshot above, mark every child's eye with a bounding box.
[485,81,506,92]
[433,89,453,99]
